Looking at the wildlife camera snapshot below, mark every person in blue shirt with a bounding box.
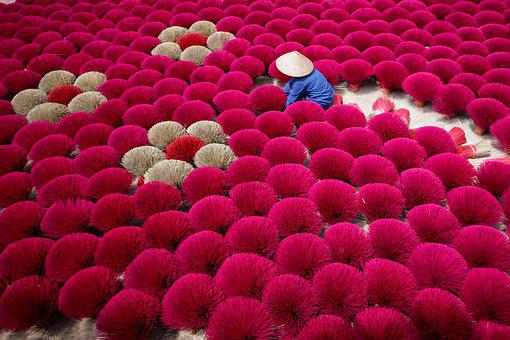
[276,51,335,109]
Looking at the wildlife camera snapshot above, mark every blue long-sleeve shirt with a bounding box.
[283,69,335,109]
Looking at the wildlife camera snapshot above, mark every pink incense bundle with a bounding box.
[123,248,177,299]
[411,126,457,157]
[37,174,88,208]
[487,51,510,68]
[0,172,31,209]
[268,197,322,236]
[28,134,75,165]
[312,262,366,320]
[313,59,340,86]
[254,110,294,138]
[215,253,277,299]
[450,72,488,93]
[325,104,367,132]
[0,276,59,332]
[162,273,223,330]
[476,160,510,197]
[478,83,510,107]
[230,182,278,217]
[188,195,240,234]
[466,98,509,135]
[331,46,362,63]
[309,148,355,181]
[284,100,325,127]
[183,167,228,205]
[396,53,428,74]
[461,268,510,325]
[175,231,229,276]
[368,113,410,142]
[204,51,237,72]
[402,72,442,107]
[424,152,476,190]
[399,168,446,209]
[358,183,405,221]
[276,233,332,280]
[225,217,279,258]
[337,127,383,158]
[0,237,54,286]
[490,116,510,152]
[217,109,255,135]
[277,40,306,56]
[369,219,420,264]
[265,163,317,198]
[133,181,183,221]
[58,265,120,319]
[94,226,144,273]
[430,32,461,49]
[301,45,333,62]
[354,307,417,339]
[447,186,503,227]
[361,46,394,66]
[344,31,374,52]
[433,84,475,117]
[190,66,224,84]
[407,204,461,245]
[296,122,340,153]
[425,46,458,61]
[228,129,269,157]
[457,54,491,75]
[339,59,373,92]
[401,28,432,46]
[364,258,418,311]
[206,297,278,339]
[453,225,510,272]
[227,156,271,186]
[95,289,160,340]
[409,288,474,339]
[324,222,371,268]
[183,82,219,104]
[308,180,357,225]
[297,315,354,339]
[426,58,462,83]
[262,274,318,337]
[407,243,468,294]
[382,138,426,172]
[41,199,93,239]
[350,154,399,187]
[249,85,287,112]
[142,211,193,252]
[261,136,307,166]
[12,121,55,151]
[373,61,409,93]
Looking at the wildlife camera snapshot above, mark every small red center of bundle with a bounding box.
[175,33,208,50]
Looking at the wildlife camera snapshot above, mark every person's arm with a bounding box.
[285,80,306,107]
[283,81,291,95]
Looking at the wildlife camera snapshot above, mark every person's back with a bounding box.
[302,69,335,108]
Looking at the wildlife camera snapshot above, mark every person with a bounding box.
[276,51,335,109]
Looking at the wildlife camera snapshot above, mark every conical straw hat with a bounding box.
[275,51,314,78]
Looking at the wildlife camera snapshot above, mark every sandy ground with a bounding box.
[1,77,505,340]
